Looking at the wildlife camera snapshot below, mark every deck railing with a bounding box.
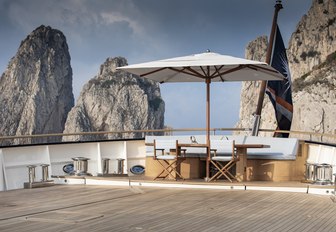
[0,127,335,147]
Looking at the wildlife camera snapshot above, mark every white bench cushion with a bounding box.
[212,156,232,162]
[156,155,176,160]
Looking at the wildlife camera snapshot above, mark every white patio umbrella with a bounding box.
[118,51,284,180]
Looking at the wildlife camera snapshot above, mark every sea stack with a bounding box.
[0,25,74,144]
[63,57,165,141]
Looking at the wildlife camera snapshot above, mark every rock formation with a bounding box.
[0,25,74,144]
[63,57,165,141]
[288,0,336,81]
[236,36,273,132]
[291,53,336,142]
[236,0,336,143]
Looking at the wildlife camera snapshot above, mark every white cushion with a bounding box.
[212,156,232,162]
[210,139,234,155]
[156,155,176,160]
[243,136,299,160]
[306,144,321,164]
[318,146,335,164]
[155,140,176,149]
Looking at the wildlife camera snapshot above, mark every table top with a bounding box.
[145,142,270,149]
[178,143,208,147]
[235,144,270,149]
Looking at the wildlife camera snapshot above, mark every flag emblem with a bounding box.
[266,24,293,138]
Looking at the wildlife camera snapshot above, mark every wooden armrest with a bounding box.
[179,148,187,157]
[154,148,165,156]
[210,149,217,156]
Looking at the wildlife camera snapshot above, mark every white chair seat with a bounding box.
[153,139,185,180]
[212,156,232,162]
[209,139,237,182]
[156,155,176,160]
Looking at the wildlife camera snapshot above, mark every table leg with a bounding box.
[235,147,247,182]
[205,146,210,181]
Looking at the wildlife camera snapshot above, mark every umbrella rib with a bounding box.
[215,65,245,78]
[169,67,206,79]
[141,66,207,82]
[213,65,225,81]
[247,64,281,75]
[213,64,283,80]
[200,66,208,77]
[140,67,168,77]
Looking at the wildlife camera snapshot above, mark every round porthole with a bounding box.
[63,163,74,174]
[130,165,145,175]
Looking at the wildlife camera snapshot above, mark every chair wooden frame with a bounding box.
[209,140,238,182]
[153,139,186,180]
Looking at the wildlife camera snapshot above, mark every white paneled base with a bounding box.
[0,139,146,191]
[52,177,86,185]
[86,179,130,187]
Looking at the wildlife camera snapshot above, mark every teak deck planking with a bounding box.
[0,185,335,231]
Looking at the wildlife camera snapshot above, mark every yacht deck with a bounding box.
[1,181,336,232]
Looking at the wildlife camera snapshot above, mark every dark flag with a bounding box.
[266,24,293,138]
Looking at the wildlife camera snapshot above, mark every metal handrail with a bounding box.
[0,127,335,142]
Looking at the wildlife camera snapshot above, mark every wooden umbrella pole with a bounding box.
[252,0,283,135]
[205,76,211,180]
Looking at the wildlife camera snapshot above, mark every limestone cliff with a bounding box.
[236,36,273,132]
[63,57,165,141]
[0,25,74,144]
[291,54,336,142]
[236,0,336,143]
[288,0,336,81]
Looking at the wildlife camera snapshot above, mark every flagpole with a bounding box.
[252,0,283,136]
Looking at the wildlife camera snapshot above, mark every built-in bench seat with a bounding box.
[240,136,298,160]
[145,135,299,160]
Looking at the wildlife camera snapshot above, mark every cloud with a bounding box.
[100,11,144,36]
[5,1,97,30]
[3,0,148,54]
[7,0,80,30]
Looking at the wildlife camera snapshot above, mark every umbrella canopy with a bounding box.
[118,51,284,180]
[118,52,283,83]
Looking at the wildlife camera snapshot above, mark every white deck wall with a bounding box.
[0,139,146,191]
[1,137,335,191]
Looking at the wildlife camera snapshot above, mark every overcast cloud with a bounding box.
[0,0,311,130]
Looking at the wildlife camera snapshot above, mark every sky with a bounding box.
[0,0,312,131]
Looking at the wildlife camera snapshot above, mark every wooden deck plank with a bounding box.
[0,185,336,231]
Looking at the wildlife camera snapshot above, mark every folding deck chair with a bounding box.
[153,139,186,180]
[209,139,238,182]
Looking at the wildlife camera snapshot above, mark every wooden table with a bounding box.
[179,143,270,182]
[145,142,269,182]
[235,144,270,182]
